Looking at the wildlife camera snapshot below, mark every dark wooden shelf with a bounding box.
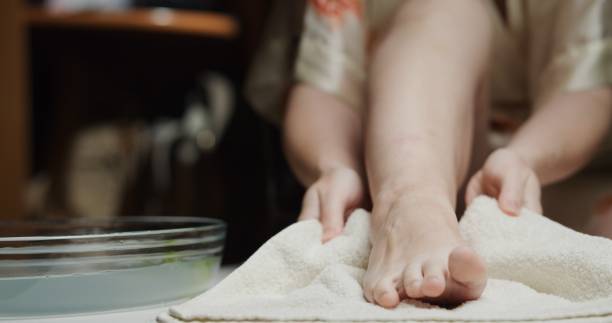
[26,7,239,38]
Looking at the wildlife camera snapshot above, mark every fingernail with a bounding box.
[508,207,518,216]
[501,200,519,216]
[322,230,339,242]
[322,233,331,243]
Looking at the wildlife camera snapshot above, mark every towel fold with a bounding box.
[158,196,612,323]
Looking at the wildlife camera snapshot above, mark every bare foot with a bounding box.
[363,193,487,308]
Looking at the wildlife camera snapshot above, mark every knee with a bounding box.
[372,0,494,69]
[382,0,493,39]
[395,0,492,26]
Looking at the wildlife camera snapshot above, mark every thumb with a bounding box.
[319,190,347,242]
[298,187,320,221]
[499,170,527,216]
[523,173,542,214]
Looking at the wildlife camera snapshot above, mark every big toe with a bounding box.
[447,246,487,300]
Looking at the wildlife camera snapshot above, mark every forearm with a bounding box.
[283,83,363,186]
[366,0,492,205]
[509,87,612,186]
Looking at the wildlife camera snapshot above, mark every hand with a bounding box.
[298,167,366,242]
[466,148,542,215]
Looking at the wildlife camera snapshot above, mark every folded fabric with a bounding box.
[158,196,612,323]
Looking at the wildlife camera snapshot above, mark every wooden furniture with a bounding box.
[0,4,239,220]
[0,0,28,219]
[26,7,238,38]
[1,1,296,265]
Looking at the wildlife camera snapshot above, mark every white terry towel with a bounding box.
[158,196,612,323]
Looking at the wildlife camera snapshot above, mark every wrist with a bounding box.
[317,156,362,178]
[284,145,362,186]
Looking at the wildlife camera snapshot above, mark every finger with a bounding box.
[523,174,542,214]
[498,169,527,216]
[298,187,320,221]
[465,171,484,205]
[481,172,501,197]
[340,182,364,221]
[319,189,346,242]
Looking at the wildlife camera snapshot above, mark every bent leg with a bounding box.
[363,0,493,307]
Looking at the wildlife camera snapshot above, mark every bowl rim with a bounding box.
[0,216,226,242]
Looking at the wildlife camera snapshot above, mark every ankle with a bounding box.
[373,185,456,223]
[375,180,455,207]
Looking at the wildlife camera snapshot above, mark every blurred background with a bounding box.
[0,0,305,264]
[1,0,611,266]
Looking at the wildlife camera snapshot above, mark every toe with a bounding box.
[403,263,424,299]
[421,261,447,298]
[362,272,376,303]
[373,280,400,308]
[448,246,487,300]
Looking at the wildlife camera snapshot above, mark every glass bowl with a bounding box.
[0,216,225,317]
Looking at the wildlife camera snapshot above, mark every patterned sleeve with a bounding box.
[294,0,368,110]
[528,0,612,105]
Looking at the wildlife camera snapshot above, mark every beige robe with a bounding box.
[294,0,612,134]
